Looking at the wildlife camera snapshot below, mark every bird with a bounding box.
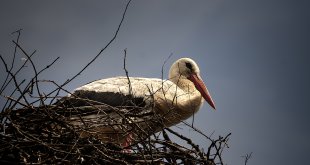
[59,57,215,147]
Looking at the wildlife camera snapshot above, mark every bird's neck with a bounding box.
[172,76,204,115]
[170,75,196,93]
[153,76,204,127]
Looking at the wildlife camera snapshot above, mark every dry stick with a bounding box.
[150,140,198,159]
[1,53,59,107]
[165,127,209,164]
[213,139,224,165]
[161,53,173,88]
[1,79,25,112]
[35,57,60,78]
[0,29,22,94]
[219,135,230,163]
[242,152,252,165]
[0,56,32,108]
[134,144,147,161]
[162,129,177,164]
[9,29,22,72]
[148,140,201,164]
[182,121,214,142]
[0,50,36,95]
[122,50,166,150]
[161,53,173,80]
[0,49,59,109]
[123,48,132,96]
[13,56,60,106]
[61,132,82,162]
[12,41,44,107]
[44,79,75,104]
[27,57,60,103]
[62,0,132,87]
[160,53,173,106]
[4,96,29,108]
[188,85,197,127]
[92,145,129,165]
[146,136,157,163]
[207,133,231,165]
[44,0,132,105]
[17,116,76,152]
[10,123,75,155]
[1,84,25,122]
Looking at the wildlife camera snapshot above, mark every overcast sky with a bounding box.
[1,0,309,164]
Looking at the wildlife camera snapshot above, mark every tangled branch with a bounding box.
[0,41,230,165]
[0,1,231,164]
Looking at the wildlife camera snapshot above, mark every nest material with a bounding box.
[0,102,229,165]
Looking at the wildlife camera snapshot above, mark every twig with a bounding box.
[61,0,132,87]
[242,152,253,165]
[0,55,31,108]
[0,29,22,94]
[10,29,22,71]
[165,127,208,164]
[0,50,36,95]
[123,48,132,96]
[12,41,43,105]
[33,0,132,106]
[161,53,173,82]
[182,121,214,141]
[1,79,25,112]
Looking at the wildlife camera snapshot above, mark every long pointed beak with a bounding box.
[188,74,216,110]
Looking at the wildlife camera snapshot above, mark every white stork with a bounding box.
[62,57,215,146]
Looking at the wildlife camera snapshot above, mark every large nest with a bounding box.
[0,103,230,164]
[0,27,230,165]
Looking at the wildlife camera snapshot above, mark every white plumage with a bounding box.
[61,58,215,146]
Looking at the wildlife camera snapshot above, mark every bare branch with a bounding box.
[61,0,132,87]
[0,55,31,107]
[123,48,132,96]
[12,40,43,105]
[242,152,253,165]
[10,29,22,70]
[0,50,36,95]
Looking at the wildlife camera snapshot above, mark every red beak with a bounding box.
[188,74,216,110]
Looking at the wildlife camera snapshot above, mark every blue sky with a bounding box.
[1,0,309,164]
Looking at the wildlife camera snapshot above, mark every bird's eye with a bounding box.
[185,62,193,70]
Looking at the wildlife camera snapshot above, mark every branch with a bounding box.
[123,48,132,96]
[10,29,23,71]
[61,0,132,87]
[33,0,132,105]
[12,40,43,105]
[242,152,253,165]
[0,50,36,95]
[0,55,31,108]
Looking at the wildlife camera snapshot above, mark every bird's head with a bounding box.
[169,58,216,110]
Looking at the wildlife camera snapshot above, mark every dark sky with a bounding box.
[1,0,309,164]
